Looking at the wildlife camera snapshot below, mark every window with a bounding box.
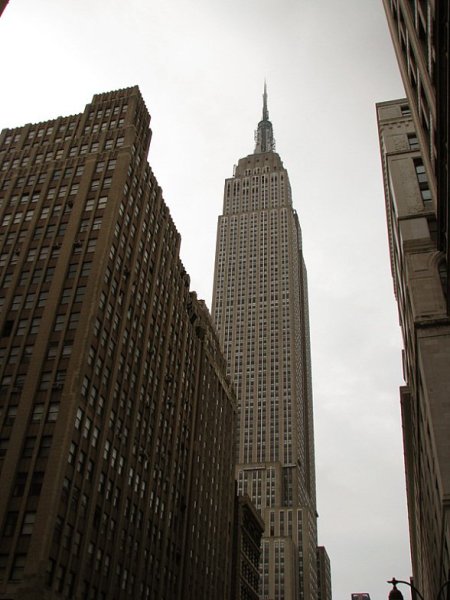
[86,459,94,481]
[74,287,86,303]
[54,315,65,332]
[79,219,90,232]
[26,247,37,262]
[31,404,45,423]
[401,104,411,116]
[30,317,41,335]
[62,343,72,358]
[10,295,22,311]
[421,188,432,203]
[83,417,92,439]
[81,262,92,277]
[13,473,27,496]
[10,554,26,581]
[3,512,18,537]
[77,450,86,473]
[47,403,59,422]
[414,159,428,183]
[39,206,50,220]
[19,270,30,285]
[22,436,36,458]
[44,266,55,283]
[39,372,52,391]
[21,512,36,535]
[23,346,33,362]
[75,408,83,429]
[407,133,419,150]
[2,320,14,337]
[5,406,17,426]
[68,441,77,465]
[24,293,35,309]
[0,437,9,457]
[67,263,78,278]
[85,198,95,211]
[68,313,80,329]
[92,427,100,448]
[15,319,27,336]
[31,268,43,284]
[60,288,71,304]
[81,376,90,397]
[37,290,48,307]
[29,471,44,495]
[39,436,52,457]
[1,213,11,226]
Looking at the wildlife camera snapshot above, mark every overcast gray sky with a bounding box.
[0,1,411,598]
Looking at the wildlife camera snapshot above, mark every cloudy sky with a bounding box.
[0,1,412,598]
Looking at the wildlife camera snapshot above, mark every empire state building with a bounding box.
[212,86,323,600]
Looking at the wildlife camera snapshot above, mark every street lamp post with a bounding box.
[388,577,450,600]
[388,578,425,600]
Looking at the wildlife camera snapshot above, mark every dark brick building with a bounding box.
[0,86,236,600]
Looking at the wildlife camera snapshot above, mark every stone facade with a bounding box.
[0,86,236,600]
[381,1,450,594]
[377,98,450,599]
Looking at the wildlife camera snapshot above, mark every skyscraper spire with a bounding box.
[254,81,275,153]
[262,80,269,121]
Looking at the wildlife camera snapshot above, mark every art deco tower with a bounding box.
[212,86,320,600]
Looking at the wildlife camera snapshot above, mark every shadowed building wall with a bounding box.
[0,86,236,600]
[317,546,331,600]
[380,1,450,596]
[377,98,450,600]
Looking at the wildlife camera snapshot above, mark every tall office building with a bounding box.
[380,2,450,598]
[0,86,236,600]
[231,493,265,600]
[0,0,9,18]
[381,0,449,304]
[316,547,331,600]
[212,85,321,600]
[377,97,450,600]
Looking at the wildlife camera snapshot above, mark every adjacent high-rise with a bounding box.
[0,86,236,600]
[381,0,449,306]
[0,0,9,18]
[379,2,450,598]
[317,547,331,600]
[212,85,322,600]
[377,97,450,600]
